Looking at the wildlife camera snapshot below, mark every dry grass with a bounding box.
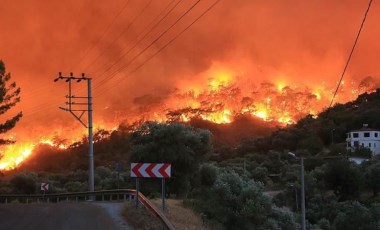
[123,199,209,230]
[152,199,209,230]
[123,202,165,230]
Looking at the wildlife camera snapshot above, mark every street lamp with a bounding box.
[288,152,306,230]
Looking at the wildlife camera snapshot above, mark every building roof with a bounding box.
[350,127,380,132]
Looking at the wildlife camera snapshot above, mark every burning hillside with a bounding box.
[0,0,379,170]
[0,68,377,170]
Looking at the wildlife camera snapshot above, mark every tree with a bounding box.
[324,160,364,200]
[199,163,218,187]
[10,173,37,194]
[365,162,380,196]
[130,122,212,195]
[333,201,377,230]
[200,171,271,229]
[0,60,22,145]
[297,135,324,155]
[262,206,299,230]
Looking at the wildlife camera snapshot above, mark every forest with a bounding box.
[3,90,380,229]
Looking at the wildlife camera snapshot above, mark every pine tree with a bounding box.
[0,60,22,145]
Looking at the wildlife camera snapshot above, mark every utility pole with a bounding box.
[300,157,306,230]
[54,72,94,193]
[288,152,306,230]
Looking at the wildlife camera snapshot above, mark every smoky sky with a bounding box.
[0,0,379,140]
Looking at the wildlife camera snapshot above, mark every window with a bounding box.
[364,132,370,137]
[353,133,359,138]
[375,143,377,147]
[354,141,359,147]
[361,143,364,147]
[376,133,378,138]
[369,143,372,147]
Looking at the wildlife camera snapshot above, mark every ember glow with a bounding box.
[0,0,379,170]
[0,144,34,170]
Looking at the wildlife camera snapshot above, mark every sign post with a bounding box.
[131,163,171,210]
[135,178,139,208]
[162,178,165,210]
[115,163,122,189]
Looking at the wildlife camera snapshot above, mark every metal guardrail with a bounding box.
[0,189,175,230]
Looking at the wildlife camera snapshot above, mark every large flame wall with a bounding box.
[0,0,379,169]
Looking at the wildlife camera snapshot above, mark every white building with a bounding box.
[346,124,380,155]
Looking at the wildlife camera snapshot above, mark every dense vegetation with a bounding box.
[3,89,380,229]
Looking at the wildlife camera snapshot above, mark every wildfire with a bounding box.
[0,67,377,171]
[0,144,34,170]
[254,110,269,121]
[40,138,68,149]
[200,109,232,124]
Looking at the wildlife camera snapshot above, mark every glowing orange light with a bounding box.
[200,109,232,124]
[254,110,268,120]
[209,70,232,90]
[0,144,34,170]
[313,92,321,100]
[278,116,294,124]
[277,83,285,92]
[0,66,374,171]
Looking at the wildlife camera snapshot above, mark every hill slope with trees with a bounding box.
[3,90,380,229]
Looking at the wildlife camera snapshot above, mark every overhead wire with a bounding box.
[71,0,131,71]
[20,0,217,123]
[88,0,181,82]
[129,0,221,77]
[19,0,149,121]
[92,0,202,94]
[23,1,132,98]
[94,0,221,97]
[82,0,153,73]
[328,0,373,109]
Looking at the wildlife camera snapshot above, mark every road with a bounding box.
[0,202,132,230]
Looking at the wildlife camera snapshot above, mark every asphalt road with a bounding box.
[0,202,130,230]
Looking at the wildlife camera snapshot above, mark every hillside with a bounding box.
[5,89,380,174]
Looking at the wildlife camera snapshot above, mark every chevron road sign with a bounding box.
[41,183,49,191]
[131,163,171,178]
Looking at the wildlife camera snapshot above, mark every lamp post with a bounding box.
[288,152,306,230]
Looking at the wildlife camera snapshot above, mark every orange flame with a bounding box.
[0,144,34,170]
[0,67,376,171]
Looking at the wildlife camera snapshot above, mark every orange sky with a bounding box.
[0,0,379,145]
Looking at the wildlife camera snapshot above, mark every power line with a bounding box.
[18,0,214,123]
[328,0,373,109]
[18,0,185,106]
[95,0,221,97]
[82,0,153,73]
[16,1,133,106]
[71,0,131,71]
[89,0,181,83]
[130,0,221,76]
[93,0,202,93]
[19,0,152,106]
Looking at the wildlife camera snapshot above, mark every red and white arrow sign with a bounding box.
[131,163,171,178]
[41,183,49,191]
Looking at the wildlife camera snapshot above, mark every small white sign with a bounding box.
[41,183,49,191]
